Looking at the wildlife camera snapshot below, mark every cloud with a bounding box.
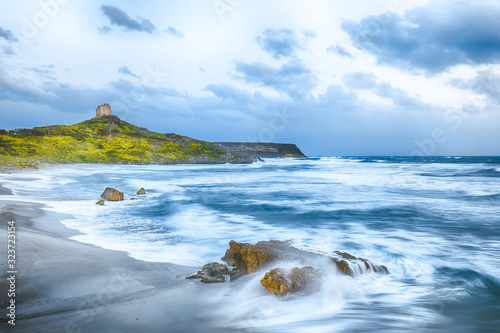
[469,69,500,105]
[24,66,57,82]
[342,0,500,73]
[375,82,429,109]
[0,26,18,42]
[118,66,140,78]
[302,30,317,40]
[205,83,253,101]
[343,72,377,90]
[327,44,352,58]
[98,25,112,34]
[256,28,299,59]
[165,27,184,38]
[235,60,317,99]
[0,69,56,102]
[2,46,15,55]
[101,5,156,33]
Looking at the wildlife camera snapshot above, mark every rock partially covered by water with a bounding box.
[333,251,389,276]
[223,240,297,279]
[96,200,105,205]
[101,187,124,201]
[261,266,324,296]
[186,262,229,283]
[136,187,146,195]
[227,240,277,273]
[222,240,389,279]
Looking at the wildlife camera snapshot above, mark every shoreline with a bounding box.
[0,181,237,332]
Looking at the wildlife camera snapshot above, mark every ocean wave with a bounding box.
[434,266,500,299]
[419,168,500,178]
[343,156,500,164]
[5,159,499,332]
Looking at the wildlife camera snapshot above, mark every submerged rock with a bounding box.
[186,262,229,283]
[136,187,146,195]
[101,187,124,201]
[260,266,324,296]
[96,200,105,206]
[332,251,389,276]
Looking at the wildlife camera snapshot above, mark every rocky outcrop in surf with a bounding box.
[221,240,388,280]
[187,240,389,295]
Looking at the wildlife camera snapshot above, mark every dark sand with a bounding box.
[0,187,240,332]
[0,184,13,196]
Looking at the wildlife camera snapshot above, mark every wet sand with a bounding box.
[0,185,237,332]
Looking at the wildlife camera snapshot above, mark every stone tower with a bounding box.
[95,103,111,118]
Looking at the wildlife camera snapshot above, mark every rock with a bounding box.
[260,266,324,296]
[220,249,235,266]
[96,200,105,205]
[101,187,124,201]
[223,240,280,279]
[332,251,389,276]
[333,258,351,275]
[260,268,291,295]
[222,240,389,279]
[136,187,146,195]
[186,262,229,283]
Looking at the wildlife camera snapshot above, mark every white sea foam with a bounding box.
[2,159,499,332]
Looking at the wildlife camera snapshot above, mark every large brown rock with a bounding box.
[260,266,323,296]
[228,240,276,274]
[223,240,299,279]
[101,187,124,201]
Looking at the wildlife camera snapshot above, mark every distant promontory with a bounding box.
[215,142,307,158]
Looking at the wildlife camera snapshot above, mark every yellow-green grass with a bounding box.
[0,115,253,167]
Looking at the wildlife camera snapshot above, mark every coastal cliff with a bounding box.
[214,142,307,158]
[0,116,254,166]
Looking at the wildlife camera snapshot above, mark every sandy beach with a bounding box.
[0,173,237,333]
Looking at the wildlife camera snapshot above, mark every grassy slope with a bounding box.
[0,115,253,166]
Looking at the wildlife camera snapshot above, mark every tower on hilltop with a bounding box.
[95,103,111,118]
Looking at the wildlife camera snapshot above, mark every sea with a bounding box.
[2,156,500,332]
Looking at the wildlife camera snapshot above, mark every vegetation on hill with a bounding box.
[0,115,254,167]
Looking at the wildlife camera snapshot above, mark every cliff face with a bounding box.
[215,142,307,158]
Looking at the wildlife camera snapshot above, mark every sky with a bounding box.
[0,0,499,156]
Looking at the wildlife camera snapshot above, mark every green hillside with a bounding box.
[0,115,254,167]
